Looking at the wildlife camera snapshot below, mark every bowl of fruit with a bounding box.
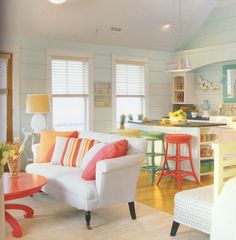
[168,109,187,124]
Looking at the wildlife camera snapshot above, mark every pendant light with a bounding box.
[48,0,67,4]
[166,0,191,73]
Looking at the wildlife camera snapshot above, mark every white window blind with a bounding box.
[116,61,145,96]
[52,58,88,95]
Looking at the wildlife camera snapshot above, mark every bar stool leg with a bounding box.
[150,139,155,184]
[176,143,182,190]
[157,142,169,186]
[161,137,170,171]
[187,142,200,184]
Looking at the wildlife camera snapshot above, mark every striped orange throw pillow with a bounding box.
[60,138,96,167]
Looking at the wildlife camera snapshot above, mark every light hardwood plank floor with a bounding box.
[136,172,213,215]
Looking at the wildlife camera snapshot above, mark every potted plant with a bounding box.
[128,114,133,121]
[191,105,198,118]
[120,114,126,129]
[137,114,144,121]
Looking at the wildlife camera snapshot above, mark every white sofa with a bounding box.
[26,131,147,229]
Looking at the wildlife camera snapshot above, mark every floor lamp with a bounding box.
[26,94,51,134]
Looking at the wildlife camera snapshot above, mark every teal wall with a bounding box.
[192,61,235,114]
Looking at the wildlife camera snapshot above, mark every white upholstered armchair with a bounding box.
[170,142,236,237]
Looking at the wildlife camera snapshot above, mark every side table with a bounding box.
[4,173,47,238]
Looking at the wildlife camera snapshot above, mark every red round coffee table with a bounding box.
[4,172,47,238]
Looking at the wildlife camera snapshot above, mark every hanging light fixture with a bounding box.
[166,0,191,73]
[48,0,67,4]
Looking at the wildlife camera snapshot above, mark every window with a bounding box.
[51,57,89,131]
[0,53,12,141]
[114,59,147,127]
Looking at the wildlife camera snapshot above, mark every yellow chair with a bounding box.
[119,129,141,138]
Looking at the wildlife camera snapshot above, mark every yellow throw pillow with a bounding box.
[36,131,78,163]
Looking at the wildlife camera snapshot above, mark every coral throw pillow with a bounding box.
[36,131,78,163]
[82,139,128,180]
[61,138,96,168]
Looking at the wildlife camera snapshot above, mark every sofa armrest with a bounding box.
[32,144,40,163]
[95,153,145,207]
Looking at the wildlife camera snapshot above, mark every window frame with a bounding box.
[112,55,149,130]
[47,49,94,131]
[0,45,20,139]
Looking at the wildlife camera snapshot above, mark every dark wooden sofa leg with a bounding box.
[170,221,180,236]
[128,202,136,220]
[85,211,91,230]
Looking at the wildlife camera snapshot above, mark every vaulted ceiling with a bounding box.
[1,0,226,51]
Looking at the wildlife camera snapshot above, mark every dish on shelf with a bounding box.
[200,145,213,158]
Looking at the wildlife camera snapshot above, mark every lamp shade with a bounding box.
[26,94,50,113]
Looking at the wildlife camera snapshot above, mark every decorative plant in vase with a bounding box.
[120,114,126,129]
[137,114,144,121]
[128,114,133,121]
[0,138,24,177]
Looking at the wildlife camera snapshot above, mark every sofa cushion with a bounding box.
[26,163,98,201]
[80,142,106,170]
[51,137,68,165]
[82,140,128,180]
[61,138,96,168]
[37,131,78,163]
[79,131,147,155]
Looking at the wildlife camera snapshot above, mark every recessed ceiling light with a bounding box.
[111,27,122,32]
[161,23,171,32]
[49,0,67,4]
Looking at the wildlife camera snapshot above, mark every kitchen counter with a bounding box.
[128,120,227,183]
[128,120,226,128]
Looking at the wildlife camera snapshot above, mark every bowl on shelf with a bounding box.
[191,112,198,118]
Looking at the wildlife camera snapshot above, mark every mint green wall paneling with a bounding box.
[20,49,46,64]
[94,68,111,83]
[148,83,172,96]
[149,71,171,83]
[185,3,236,49]
[93,54,111,69]
[20,63,46,80]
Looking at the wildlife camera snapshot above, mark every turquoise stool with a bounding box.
[141,131,169,184]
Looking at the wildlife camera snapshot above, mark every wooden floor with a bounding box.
[136,172,213,215]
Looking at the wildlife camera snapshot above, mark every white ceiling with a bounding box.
[1,0,221,51]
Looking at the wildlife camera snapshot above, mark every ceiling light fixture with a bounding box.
[161,23,171,32]
[166,0,191,73]
[48,0,67,4]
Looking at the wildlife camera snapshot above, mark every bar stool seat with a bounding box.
[157,134,199,190]
[141,131,169,184]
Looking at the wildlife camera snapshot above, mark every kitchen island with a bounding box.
[128,120,226,182]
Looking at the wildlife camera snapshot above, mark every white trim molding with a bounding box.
[0,44,20,138]
[176,42,236,70]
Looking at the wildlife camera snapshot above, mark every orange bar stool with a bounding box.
[157,134,199,190]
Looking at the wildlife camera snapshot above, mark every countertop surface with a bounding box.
[128,120,226,128]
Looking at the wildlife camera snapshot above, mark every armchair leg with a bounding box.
[85,211,91,230]
[170,221,180,236]
[128,202,136,220]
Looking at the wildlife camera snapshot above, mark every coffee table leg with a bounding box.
[5,204,34,218]
[5,211,23,238]
[5,204,34,238]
